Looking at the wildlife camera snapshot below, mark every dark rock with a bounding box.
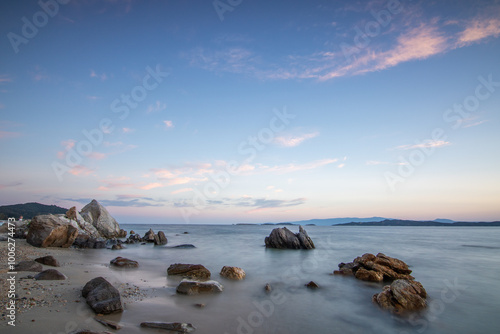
[154,231,167,246]
[176,280,223,295]
[337,253,414,282]
[125,233,142,244]
[194,303,205,308]
[265,283,272,292]
[35,255,60,267]
[27,215,78,248]
[111,244,124,250]
[220,266,246,280]
[372,279,427,315]
[82,277,123,314]
[14,221,29,239]
[117,229,127,238]
[169,244,196,249]
[143,228,156,243]
[110,257,138,268]
[15,261,43,272]
[168,263,211,279]
[94,317,121,330]
[183,231,189,234]
[305,281,319,288]
[130,230,135,234]
[264,225,315,249]
[34,269,66,280]
[73,235,107,249]
[140,322,196,333]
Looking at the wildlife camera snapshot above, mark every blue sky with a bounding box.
[1,0,499,224]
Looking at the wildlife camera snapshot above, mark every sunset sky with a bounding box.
[1,0,499,224]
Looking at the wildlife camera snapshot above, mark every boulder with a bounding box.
[167,263,211,280]
[118,229,127,238]
[73,235,107,249]
[66,206,78,221]
[34,269,66,280]
[143,228,156,242]
[27,215,78,248]
[264,226,315,249]
[336,253,414,282]
[154,231,167,246]
[305,281,319,288]
[14,220,30,239]
[220,266,246,280]
[93,317,121,330]
[110,257,139,268]
[125,233,142,244]
[111,244,124,250]
[265,283,272,292]
[176,279,224,295]
[80,200,121,238]
[82,277,123,314]
[14,260,43,272]
[35,255,60,267]
[140,322,195,333]
[130,230,135,234]
[372,279,427,315]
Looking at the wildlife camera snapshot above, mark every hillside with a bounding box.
[0,202,68,220]
[336,219,500,227]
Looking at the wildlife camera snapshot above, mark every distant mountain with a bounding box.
[0,202,68,220]
[336,219,500,227]
[276,217,389,226]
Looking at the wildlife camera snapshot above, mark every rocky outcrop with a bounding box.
[334,253,414,282]
[81,200,120,238]
[35,255,60,267]
[176,280,224,295]
[140,322,195,333]
[14,260,43,272]
[220,266,246,280]
[264,226,315,249]
[372,279,427,315]
[143,229,156,242]
[27,215,78,248]
[154,231,167,246]
[110,257,139,268]
[34,269,66,280]
[82,277,123,314]
[167,264,211,280]
[118,229,127,238]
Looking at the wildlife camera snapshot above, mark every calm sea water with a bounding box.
[93,224,500,334]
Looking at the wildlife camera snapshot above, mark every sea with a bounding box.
[91,224,500,334]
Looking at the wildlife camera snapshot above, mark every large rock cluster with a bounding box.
[264,226,315,249]
[26,199,124,248]
[124,229,167,246]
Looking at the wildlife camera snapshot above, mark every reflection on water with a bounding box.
[93,225,500,334]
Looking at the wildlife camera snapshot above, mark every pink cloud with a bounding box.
[171,188,193,195]
[163,120,174,129]
[69,165,94,177]
[88,152,107,160]
[275,132,319,147]
[457,18,500,46]
[393,140,451,151]
[141,182,164,190]
[0,131,21,139]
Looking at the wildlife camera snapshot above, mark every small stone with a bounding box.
[305,281,319,289]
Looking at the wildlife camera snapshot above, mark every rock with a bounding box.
[264,226,315,249]
[265,283,272,292]
[80,200,121,238]
[169,244,196,249]
[183,231,189,234]
[34,269,66,280]
[94,317,121,330]
[143,228,156,242]
[176,279,223,295]
[110,257,138,268]
[167,263,211,280]
[73,235,107,249]
[194,303,205,308]
[355,268,384,282]
[14,260,43,272]
[140,322,196,333]
[337,253,414,282]
[82,277,123,314]
[125,233,142,244]
[14,220,30,239]
[130,230,135,234]
[66,206,78,221]
[26,215,78,248]
[372,279,427,315]
[117,229,127,238]
[111,244,124,250]
[305,281,319,288]
[154,231,168,246]
[35,255,60,267]
[220,266,246,280]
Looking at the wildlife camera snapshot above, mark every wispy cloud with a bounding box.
[392,140,451,151]
[64,196,163,208]
[147,101,166,113]
[457,17,500,46]
[0,131,21,139]
[275,132,319,147]
[366,160,408,166]
[171,188,193,195]
[174,196,306,210]
[0,181,23,190]
[68,165,95,177]
[0,75,12,83]
[122,127,135,134]
[90,69,109,81]
[163,120,174,129]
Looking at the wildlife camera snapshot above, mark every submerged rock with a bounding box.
[35,255,60,267]
[335,253,414,282]
[264,226,315,249]
[372,279,427,315]
[82,277,123,314]
[110,256,139,268]
[220,266,246,280]
[169,244,196,249]
[176,279,223,295]
[34,269,66,280]
[167,263,211,279]
[305,281,319,289]
[140,322,195,333]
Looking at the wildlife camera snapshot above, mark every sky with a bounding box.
[0,0,499,224]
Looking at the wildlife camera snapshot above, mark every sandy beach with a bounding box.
[0,239,154,334]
